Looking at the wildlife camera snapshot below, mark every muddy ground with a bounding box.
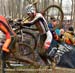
[0,67,75,73]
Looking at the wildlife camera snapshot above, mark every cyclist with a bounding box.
[48,16,58,33]
[0,16,16,60]
[24,4,53,64]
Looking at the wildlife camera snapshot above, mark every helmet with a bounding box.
[25,4,36,14]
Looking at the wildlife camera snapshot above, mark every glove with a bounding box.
[23,20,32,27]
[24,20,29,23]
[23,22,32,27]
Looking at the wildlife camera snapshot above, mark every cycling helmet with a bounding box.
[25,4,36,14]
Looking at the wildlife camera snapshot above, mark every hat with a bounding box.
[68,27,74,35]
[55,29,60,35]
[50,16,57,21]
[68,27,74,32]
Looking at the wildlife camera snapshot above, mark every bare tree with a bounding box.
[72,0,75,28]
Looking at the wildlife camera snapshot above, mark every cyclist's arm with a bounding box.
[23,16,42,26]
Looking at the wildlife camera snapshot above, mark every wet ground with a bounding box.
[0,67,75,73]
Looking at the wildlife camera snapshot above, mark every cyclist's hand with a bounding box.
[24,20,29,23]
[23,20,31,27]
[22,21,32,27]
[22,23,31,27]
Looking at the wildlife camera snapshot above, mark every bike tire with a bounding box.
[15,28,37,55]
[42,5,64,29]
[0,43,38,70]
[11,42,39,68]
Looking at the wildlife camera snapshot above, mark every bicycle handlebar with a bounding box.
[11,20,38,31]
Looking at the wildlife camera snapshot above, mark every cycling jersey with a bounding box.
[0,16,15,39]
[25,13,49,34]
[0,16,16,52]
[24,13,52,50]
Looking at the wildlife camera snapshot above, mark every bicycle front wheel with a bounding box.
[15,28,37,55]
[11,42,39,68]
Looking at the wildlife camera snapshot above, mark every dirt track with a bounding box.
[0,67,75,73]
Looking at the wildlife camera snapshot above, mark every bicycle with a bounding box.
[12,4,64,58]
[0,4,64,73]
[12,4,64,69]
[0,24,39,73]
[14,4,64,59]
[0,41,40,73]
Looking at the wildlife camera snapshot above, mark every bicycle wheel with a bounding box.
[15,28,37,56]
[17,42,35,60]
[11,42,39,68]
[0,43,38,70]
[42,5,64,29]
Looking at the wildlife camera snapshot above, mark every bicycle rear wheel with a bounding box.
[42,5,64,29]
[15,28,37,55]
[16,42,35,60]
[10,42,39,68]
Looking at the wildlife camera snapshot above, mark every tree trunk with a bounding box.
[72,0,75,29]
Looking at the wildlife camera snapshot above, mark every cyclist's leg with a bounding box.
[38,31,52,54]
[8,36,17,52]
[2,35,16,57]
[2,39,11,53]
[43,31,54,59]
[38,32,52,65]
[1,36,16,61]
[1,37,12,71]
[1,37,12,61]
[38,33,48,64]
[43,30,52,51]
[1,35,16,57]
[38,34,46,54]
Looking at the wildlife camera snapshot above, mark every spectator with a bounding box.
[48,16,58,34]
[63,27,75,45]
